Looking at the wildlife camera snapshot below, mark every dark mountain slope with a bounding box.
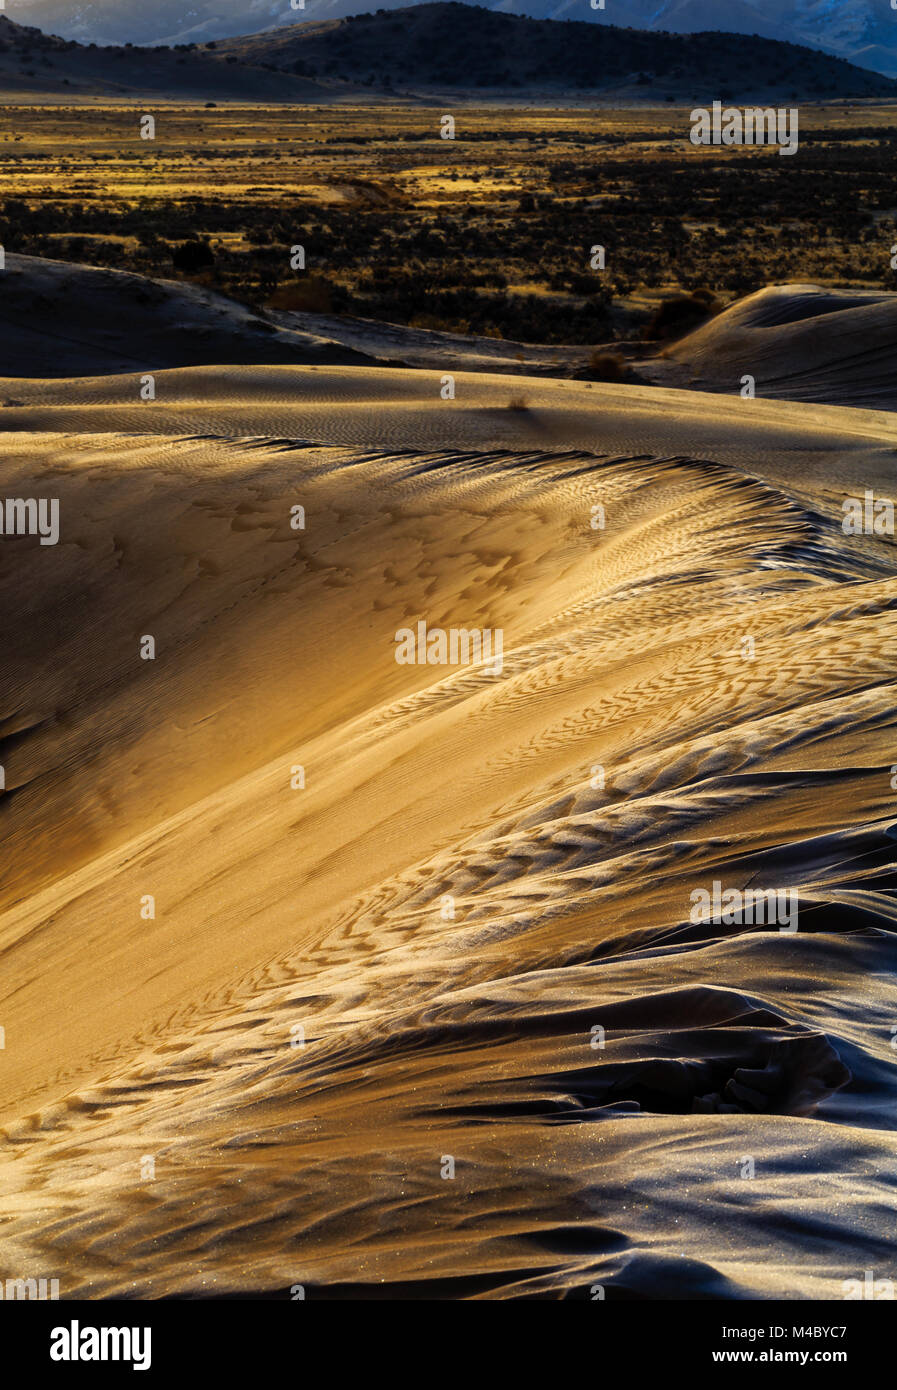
[0,14,349,98]
[2,5,895,101]
[11,0,897,80]
[212,3,897,99]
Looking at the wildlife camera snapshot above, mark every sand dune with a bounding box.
[21,250,897,412]
[0,255,379,378]
[267,305,595,376]
[645,284,897,410]
[0,349,896,1299]
[0,253,601,382]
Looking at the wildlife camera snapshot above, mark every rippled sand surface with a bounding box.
[1,359,896,1299]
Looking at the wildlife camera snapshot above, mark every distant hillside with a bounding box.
[1,5,895,101]
[11,0,897,78]
[212,4,897,99]
[0,14,348,98]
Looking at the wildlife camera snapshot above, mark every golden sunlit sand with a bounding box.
[0,333,895,1296]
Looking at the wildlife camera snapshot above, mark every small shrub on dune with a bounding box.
[586,350,626,382]
[643,292,719,343]
[266,276,333,313]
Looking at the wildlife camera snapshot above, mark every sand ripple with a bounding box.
[0,369,895,1298]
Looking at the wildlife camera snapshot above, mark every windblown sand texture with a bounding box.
[0,267,896,1300]
[646,284,897,410]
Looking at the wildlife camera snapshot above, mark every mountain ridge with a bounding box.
[10,0,897,77]
[210,4,897,99]
[0,5,895,101]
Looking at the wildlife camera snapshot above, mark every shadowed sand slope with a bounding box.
[0,366,896,1298]
[0,255,378,377]
[645,284,897,411]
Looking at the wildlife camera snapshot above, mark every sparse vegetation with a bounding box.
[2,103,897,348]
[643,292,720,342]
[586,351,627,381]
